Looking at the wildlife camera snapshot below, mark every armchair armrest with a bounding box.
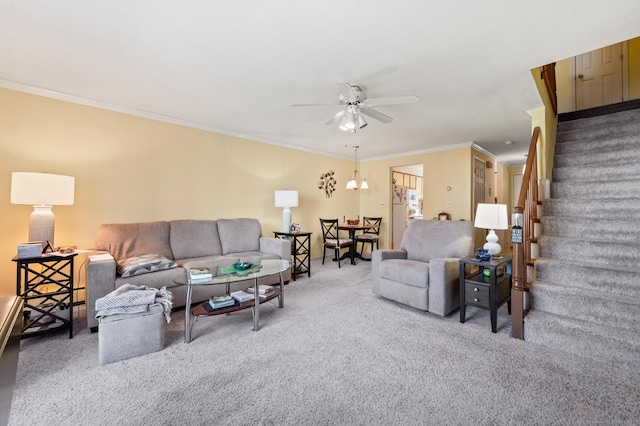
[259,236,291,260]
[85,252,117,331]
[371,249,407,295]
[428,258,463,316]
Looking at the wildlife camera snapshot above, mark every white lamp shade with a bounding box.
[474,203,508,230]
[274,190,298,207]
[11,172,75,205]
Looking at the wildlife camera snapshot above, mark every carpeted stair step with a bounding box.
[530,283,640,333]
[524,310,640,370]
[552,160,640,182]
[551,179,640,199]
[556,116,640,144]
[555,133,640,157]
[557,104,640,132]
[543,198,640,220]
[538,235,639,269]
[553,146,640,168]
[540,216,639,244]
[534,258,640,298]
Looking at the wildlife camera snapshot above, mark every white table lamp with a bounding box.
[275,190,298,233]
[474,203,508,255]
[11,172,75,246]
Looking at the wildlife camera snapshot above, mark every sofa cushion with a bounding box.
[379,259,429,288]
[401,220,474,263]
[95,221,173,261]
[216,218,262,255]
[117,254,178,278]
[170,220,223,259]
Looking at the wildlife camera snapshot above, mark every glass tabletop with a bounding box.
[173,259,290,286]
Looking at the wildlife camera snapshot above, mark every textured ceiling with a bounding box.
[1,1,640,164]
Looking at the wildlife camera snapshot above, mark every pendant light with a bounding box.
[346,146,368,190]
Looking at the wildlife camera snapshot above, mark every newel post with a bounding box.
[511,206,525,339]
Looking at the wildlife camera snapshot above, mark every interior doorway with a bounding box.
[391,164,423,248]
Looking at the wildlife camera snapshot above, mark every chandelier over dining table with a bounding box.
[346,145,368,190]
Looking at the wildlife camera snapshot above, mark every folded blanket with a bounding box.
[95,284,173,323]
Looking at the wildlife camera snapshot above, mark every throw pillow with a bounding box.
[117,254,177,278]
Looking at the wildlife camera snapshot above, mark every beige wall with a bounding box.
[358,147,475,251]
[629,37,640,100]
[0,88,362,296]
[1,88,487,297]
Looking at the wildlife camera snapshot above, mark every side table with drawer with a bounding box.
[459,256,512,333]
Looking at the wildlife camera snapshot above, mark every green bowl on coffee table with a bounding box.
[233,261,253,271]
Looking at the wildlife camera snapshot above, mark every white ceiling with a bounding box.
[2,1,640,164]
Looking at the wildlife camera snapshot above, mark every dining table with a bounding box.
[337,223,376,264]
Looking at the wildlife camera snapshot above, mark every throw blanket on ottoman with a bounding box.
[95,284,173,322]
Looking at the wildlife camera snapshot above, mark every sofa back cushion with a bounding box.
[216,218,262,254]
[169,220,223,259]
[95,221,173,261]
[401,220,474,262]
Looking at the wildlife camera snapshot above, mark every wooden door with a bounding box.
[473,157,485,215]
[575,43,623,110]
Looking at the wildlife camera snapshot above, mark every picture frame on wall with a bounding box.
[438,212,451,221]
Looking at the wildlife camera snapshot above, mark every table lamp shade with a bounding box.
[11,172,75,245]
[274,190,298,233]
[474,203,508,255]
[11,172,75,205]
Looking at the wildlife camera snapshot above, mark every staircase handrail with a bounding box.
[511,126,541,339]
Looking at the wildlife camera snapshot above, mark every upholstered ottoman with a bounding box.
[98,303,165,365]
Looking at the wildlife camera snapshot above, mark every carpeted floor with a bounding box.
[9,259,640,425]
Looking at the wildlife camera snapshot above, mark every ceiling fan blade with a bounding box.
[325,110,347,125]
[360,107,393,123]
[291,103,337,107]
[363,95,418,107]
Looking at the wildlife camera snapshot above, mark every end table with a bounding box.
[13,253,77,339]
[273,231,312,281]
[459,256,511,333]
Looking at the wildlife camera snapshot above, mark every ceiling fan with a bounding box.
[292,83,418,132]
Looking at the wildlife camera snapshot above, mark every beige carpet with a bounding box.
[9,259,640,425]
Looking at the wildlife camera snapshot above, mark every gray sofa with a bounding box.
[372,219,474,316]
[86,218,291,331]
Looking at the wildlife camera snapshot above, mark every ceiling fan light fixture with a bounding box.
[356,113,367,129]
[359,178,368,189]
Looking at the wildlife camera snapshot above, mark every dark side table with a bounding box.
[273,231,312,280]
[13,253,77,339]
[459,255,511,333]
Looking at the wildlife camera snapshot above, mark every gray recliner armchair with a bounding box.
[372,219,475,316]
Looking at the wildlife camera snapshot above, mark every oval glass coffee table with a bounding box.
[173,259,289,343]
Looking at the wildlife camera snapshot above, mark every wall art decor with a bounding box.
[318,170,337,198]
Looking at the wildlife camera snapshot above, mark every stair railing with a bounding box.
[511,126,541,339]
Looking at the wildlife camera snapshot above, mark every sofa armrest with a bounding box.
[85,253,117,331]
[428,258,462,316]
[259,236,291,260]
[371,249,407,295]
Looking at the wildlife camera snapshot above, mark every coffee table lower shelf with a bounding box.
[191,289,281,317]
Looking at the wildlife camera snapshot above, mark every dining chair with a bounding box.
[319,218,353,268]
[355,217,382,257]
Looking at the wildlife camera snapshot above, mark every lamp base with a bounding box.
[29,205,55,246]
[483,228,501,255]
[281,207,291,233]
